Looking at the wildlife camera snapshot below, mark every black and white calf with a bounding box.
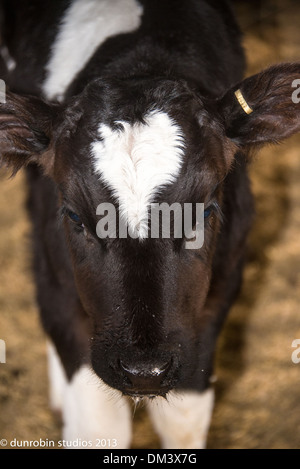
[1,0,300,449]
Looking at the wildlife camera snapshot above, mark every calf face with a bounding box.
[52,78,227,396]
[1,64,300,396]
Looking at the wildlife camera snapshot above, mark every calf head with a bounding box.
[1,64,300,396]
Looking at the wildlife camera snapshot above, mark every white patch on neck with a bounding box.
[43,0,143,100]
[91,111,185,239]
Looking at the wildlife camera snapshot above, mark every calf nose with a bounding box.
[120,359,172,396]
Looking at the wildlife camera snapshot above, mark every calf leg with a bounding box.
[47,341,67,415]
[147,389,214,449]
[63,365,132,449]
[48,342,132,449]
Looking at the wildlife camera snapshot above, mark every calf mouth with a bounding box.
[123,389,169,400]
[120,360,178,399]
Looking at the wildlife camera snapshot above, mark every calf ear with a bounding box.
[219,63,300,147]
[0,91,60,175]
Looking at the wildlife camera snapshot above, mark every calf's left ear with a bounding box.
[0,91,60,175]
[219,63,300,147]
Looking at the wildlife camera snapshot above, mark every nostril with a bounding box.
[120,360,171,378]
[119,359,173,394]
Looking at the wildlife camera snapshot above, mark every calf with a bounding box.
[1,0,300,449]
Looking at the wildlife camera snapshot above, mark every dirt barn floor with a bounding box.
[1,0,300,450]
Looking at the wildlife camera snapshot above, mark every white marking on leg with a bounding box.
[147,388,214,449]
[43,0,143,100]
[62,365,132,449]
[47,341,67,414]
[92,111,185,239]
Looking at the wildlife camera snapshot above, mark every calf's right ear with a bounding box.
[0,91,60,175]
[219,63,300,148]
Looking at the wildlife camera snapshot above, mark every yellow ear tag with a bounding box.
[234,89,253,115]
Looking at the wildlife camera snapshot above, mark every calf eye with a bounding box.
[204,202,223,222]
[204,206,213,219]
[66,209,84,227]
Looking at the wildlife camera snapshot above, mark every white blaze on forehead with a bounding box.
[92,111,185,239]
[43,0,143,100]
